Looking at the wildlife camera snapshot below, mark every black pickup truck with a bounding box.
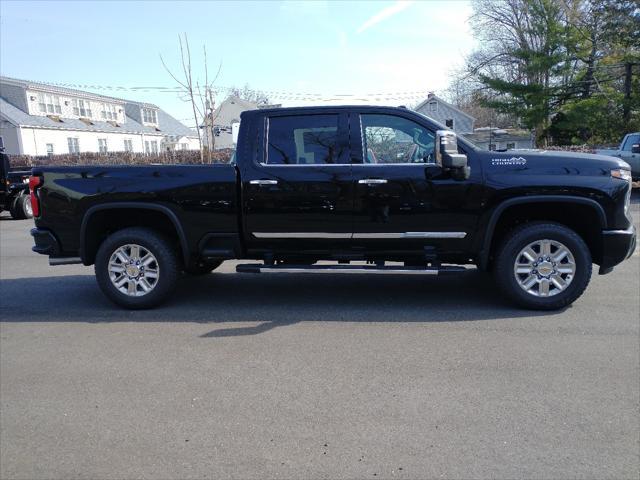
[29,106,636,309]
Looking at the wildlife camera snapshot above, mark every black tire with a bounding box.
[94,227,179,309]
[9,195,24,219]
[183,260,223,275]
[9,193,32,219]
[494,222,592,310]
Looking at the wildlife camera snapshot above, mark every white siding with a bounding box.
[17,128,167,155]
[16,128,199,155]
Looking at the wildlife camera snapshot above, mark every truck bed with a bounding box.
[32,164,239,259]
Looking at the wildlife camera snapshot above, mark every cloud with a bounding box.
[356,1,415,34]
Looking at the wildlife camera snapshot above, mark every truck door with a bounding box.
[350,111,482,255]
[240,111,353,253]
[620,133,640,176]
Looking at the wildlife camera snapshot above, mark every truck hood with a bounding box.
[479,149,631,173]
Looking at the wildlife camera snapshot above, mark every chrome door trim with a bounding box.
[353,232,467,239]
[358,178,388,184]
[249,179,279,185]
[252,232,466,239]
[252,232,352,239]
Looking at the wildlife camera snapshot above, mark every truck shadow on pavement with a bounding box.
[0,269,563,336]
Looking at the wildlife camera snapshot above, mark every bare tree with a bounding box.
[228,83,270,105]
[160,33,221,163]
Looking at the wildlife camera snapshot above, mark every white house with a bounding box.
[201,96,281,150]
[0,76,200,156]
[414,93,476,134]
[201,96,259,150]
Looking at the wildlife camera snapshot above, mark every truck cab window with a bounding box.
[622,134,640,151]
[266,115,345,165]
[361,114,435,164]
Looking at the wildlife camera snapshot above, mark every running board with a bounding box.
[49,256,82,266]
[235,264,468,275]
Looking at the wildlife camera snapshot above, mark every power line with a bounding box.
[26,78,434,102]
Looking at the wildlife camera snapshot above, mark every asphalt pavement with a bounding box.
[1,195,639,479]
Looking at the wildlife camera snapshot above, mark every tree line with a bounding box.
[450,0,639,147]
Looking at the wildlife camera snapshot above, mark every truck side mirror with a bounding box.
[435,130,469,179]
[631,144,640,154]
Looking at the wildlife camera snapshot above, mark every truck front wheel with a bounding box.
[94,227,179,309]
[494,222,592,310]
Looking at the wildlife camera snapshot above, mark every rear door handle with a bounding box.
[249,179,278,185]
[358,178,387,185]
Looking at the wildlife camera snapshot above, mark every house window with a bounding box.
[144,140,158,154]
[46,143,54,155]
[506,142,515,149]
[67,137,80,153]
[488,143,496,151]
[101,103,118,121]
[38,93,62,114]
[428,101,437,112]
[72,99,92,118]
[142,108,158,124]
[124,139,133,152]
[180,143,188,150]
[98,138,108,153]
[445,119,454,129]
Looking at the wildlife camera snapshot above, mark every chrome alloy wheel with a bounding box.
[24,196,33,216]
[513,239,576,297]
[108,244,160,297]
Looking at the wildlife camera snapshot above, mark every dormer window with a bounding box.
[38,93,62,114]
[72,98,92,118]
[100,103,118,121]
[142,108,158,124]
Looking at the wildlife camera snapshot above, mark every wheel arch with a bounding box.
[80,203,190,266]
[478,195,607,270]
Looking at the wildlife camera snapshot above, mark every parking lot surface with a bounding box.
[1,195,639,479]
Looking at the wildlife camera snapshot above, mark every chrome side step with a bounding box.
[49,257,82,266]
[235,264,467,275]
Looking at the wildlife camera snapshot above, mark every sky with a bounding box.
[0,0,475,128]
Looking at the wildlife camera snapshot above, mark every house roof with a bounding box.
[0,75,150,106]
[207,96,258,127]
[414,93,475,122]
[0,76,196,137]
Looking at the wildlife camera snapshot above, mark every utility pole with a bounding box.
[623,62,634,127]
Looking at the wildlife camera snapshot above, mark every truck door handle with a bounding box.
[358,178,387,185]
[249,179,278,185]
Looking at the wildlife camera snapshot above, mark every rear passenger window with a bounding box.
[266,115,345,164]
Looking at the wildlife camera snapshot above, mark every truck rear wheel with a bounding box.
[9,193,32,219]
[95,227,179,309]
[494,222,592,310]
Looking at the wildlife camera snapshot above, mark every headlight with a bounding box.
[611,168,632,182]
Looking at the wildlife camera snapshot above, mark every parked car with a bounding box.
[29,105,636,310]
[0,148,33,219]
[596,132,640,180]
